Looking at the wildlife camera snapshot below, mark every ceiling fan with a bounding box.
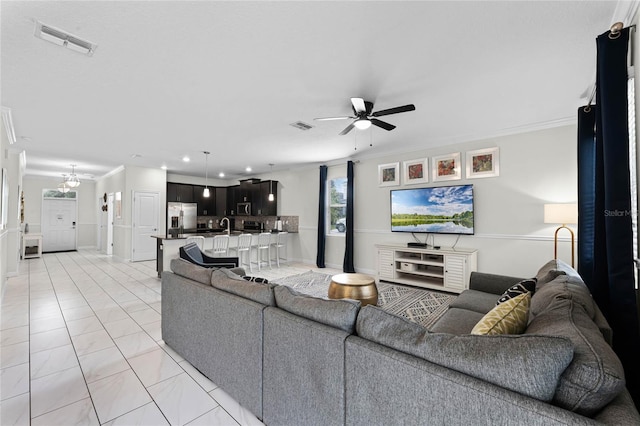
[315,97,416,135]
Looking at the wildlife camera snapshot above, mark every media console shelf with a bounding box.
[375,244,477,293]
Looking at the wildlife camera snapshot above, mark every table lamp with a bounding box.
[544,203,578,267]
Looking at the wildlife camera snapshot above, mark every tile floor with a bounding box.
[0,250,328,425]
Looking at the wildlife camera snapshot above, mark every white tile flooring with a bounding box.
[0,250,324,425]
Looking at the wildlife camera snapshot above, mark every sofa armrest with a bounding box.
[469,272,525,295]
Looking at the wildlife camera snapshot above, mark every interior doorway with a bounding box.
[41,190,77,252]
[131,191,159,261]
[107,193,114,255]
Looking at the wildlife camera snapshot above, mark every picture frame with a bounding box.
[432,153,461,182]
[378,162,400,187]
[466,147,500,179]
[403,158,428,185]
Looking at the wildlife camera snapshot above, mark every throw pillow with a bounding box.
[471,292,530,335]
[496,278,536,305]
[242,275,269,284]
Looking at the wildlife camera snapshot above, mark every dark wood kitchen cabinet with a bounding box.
[167,183,194,203]
[215,187,228,216]
[194,185,216,216]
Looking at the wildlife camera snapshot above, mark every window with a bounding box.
[328,177,347,234]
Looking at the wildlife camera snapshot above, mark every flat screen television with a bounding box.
[390,184,474,234]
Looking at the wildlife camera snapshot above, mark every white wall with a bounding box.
[1,115,23,293]
[22,176,97,249]
[284,125,578,277]
[95,165,166,260]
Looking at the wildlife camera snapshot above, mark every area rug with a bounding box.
[272,271,456,329]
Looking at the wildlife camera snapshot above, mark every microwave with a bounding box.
[237,202,251,216]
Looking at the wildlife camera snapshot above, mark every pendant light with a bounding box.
[66,164,80,188]
[268,163,275,202]
[58,174,70,193]
[203,151,210,198]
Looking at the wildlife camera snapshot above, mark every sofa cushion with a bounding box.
[535,259,582,287]
[448,290,499,314]
[497,279,536,305]
[170,258,212,284]
[429,308,484,334]
[530,275,595,320]
[471,293,530,335]
[356,305,574,401]
[210,269,276,306]
[525,296,625,415]
[274,285,360,333]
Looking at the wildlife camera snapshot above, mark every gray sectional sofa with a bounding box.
[161,258,640,425]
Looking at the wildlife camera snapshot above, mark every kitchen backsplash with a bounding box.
[197,215,299,233]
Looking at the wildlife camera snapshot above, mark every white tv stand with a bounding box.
[375,244,477,294]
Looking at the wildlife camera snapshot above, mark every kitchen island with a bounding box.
[151,231,290,277]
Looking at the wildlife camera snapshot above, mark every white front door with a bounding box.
[132,191,159,261]
[42,197,77,252]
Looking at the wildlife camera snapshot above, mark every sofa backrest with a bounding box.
[273,285,360,333]
[356,305,573,401]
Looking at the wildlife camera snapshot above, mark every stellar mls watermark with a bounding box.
[604,209,632,217]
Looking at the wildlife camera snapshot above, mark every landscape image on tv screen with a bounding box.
[391,184,474,234]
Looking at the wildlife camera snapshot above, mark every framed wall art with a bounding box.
[432,153,461,182]
[378,162,400,187]
[466,147,500,179]
[403,158,428,185]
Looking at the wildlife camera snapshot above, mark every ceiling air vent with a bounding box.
[290,121,314,131]
[34,21,97,56]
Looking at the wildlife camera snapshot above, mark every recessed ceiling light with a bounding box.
[218,172,225,178]
[183,156,190,162]
[245,166,252,172]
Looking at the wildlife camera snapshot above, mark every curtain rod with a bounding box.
[585,22,635,111]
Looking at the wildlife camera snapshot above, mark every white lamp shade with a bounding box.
[203,187,210,198]
[544,203,578,224]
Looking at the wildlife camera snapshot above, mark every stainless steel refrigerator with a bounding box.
[167,202,197,233]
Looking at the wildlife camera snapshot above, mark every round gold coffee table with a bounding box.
[328,273,378,306]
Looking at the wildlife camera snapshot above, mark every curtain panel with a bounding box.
[316,165,327,268]
[343,161,355,272]
[577,27,639,404]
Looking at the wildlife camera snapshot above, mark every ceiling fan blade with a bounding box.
[371,118,396,131]
[350,97,366,114]
[339,122,356,135]
[371,104,416,117]
[314,116,354,121]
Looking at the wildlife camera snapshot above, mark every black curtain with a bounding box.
[577,27,640,404]
[316,165,327,268]
[343,161,355,272]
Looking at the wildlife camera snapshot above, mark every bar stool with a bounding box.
[231,233,253,272]
[270,231,288,267]
[252,232,272,271]
[185,236,205,251]
[209,235,230,257]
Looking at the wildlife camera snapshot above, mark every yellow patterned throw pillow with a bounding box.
[471,292,531,335]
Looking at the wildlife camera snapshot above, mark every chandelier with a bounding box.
[66,164,80,188]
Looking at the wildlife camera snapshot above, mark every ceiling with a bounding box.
[0,1,631,182]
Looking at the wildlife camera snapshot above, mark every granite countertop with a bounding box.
[152,229,295,240]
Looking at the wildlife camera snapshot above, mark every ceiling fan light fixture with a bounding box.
[354,119,371,130]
